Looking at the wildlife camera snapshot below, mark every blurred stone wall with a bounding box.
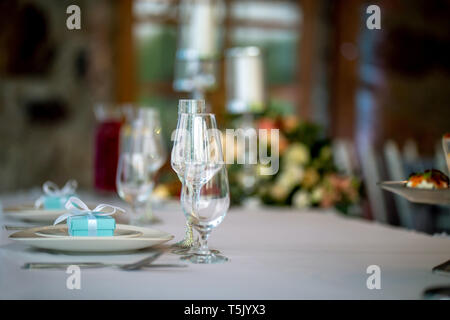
[0,0,115,192]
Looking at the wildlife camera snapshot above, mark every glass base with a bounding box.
[181,253,228,264]
[137,215,162,225]
[128,212,162,226]
[171,238,195,254]
[172,247,191,255]
[172,246,220,255]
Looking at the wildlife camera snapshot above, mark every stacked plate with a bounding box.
[9,224,174,253]
[3,204,174,253]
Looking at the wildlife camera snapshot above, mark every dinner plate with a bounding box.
[9,224,174,253]
[378,181,450,205]
[2,204,66,223]
[35,226,142,238]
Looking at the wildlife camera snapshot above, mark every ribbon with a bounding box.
[54,197,125,236]
[35,180,78,208]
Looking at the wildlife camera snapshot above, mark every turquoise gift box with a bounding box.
[43,194,76,210]
[67,215,116,236]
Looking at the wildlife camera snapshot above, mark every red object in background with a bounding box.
[94,120,122,192]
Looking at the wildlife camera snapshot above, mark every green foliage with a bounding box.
[136,27,177,82]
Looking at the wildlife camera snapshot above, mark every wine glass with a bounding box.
[172,112,223,182]
[137,108,167,223]
[138,108,167,176]
[171,99,207,248]
[175,113,226,262]
[172,112,223,214]
[123,107,167,177]
[116,119,154,225]
[181,165,230,264]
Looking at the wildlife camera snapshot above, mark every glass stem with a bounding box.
[145,198,154,221]
[130,202,137,225]
[192,184,201,213]
[189,185,202,246]
[197,232,211,256]
[194,233,201,247]
[130,201,145,225]
[184,220,194,246]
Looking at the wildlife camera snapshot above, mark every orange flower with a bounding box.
[301,168,320,188]
[258,118,278,131]
[278,133,289,155]
[281,115,300,133]
[320,190,337,208]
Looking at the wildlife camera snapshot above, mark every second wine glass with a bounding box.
[116,112,160,225]
[181,165,230,264]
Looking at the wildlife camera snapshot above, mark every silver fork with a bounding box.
[23,250,184,270]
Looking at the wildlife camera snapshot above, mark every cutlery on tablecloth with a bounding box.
[23,262,187,270]
[423,286,450,299]
[432,259,450,275]
[22,248,185,270]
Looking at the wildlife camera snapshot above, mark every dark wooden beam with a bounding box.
[297,0,320,120]
[116,0,136,103]
[329,0,363,139]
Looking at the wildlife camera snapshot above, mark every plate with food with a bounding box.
[379,169,450,205]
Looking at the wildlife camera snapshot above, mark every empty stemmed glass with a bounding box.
[181,165,230,263]
[116,112,162,225]
[137,108,167,223]
[178,113,229,264]
[171,99,207,249]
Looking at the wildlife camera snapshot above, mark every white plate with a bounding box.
[35,226,142,238]
[379,181,450,205]
[2,204,66,223]
[9,224,174,253]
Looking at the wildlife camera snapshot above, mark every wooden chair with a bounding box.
[332,139,355,176]
[403,139,419,163]
[359,143,389,224]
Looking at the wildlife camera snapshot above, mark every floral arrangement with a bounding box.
[153,103,363,215]
[227,106,362,214]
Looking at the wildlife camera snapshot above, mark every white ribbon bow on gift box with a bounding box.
[34,180,78,208]
[53,197,125,235]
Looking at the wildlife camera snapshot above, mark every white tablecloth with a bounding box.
[1,192,449,299]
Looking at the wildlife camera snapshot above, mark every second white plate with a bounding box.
[2,204,66,223]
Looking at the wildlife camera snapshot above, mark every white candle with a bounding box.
[226,47,266,114]
[180,0,218,58]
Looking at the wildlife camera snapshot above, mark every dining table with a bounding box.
[1,190,449,300]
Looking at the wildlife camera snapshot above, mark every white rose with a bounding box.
[277,165,303,191]
[293,190,311,209]
[257,164,273,179]
[284,143,310,166]
[286,165,304,182]
[311,187,324,203]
